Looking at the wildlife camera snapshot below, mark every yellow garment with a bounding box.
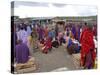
[27,36,34,55]
[93,58,97,69]
[27,36,37,49]
[27,36,33,46]
[69,31,74,38]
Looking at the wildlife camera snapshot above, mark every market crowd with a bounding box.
[12,21,97,69]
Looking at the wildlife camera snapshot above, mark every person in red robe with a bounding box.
[42,37,52,54]
[80,23,96,69]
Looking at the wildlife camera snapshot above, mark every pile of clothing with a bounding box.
[15,57,37,73]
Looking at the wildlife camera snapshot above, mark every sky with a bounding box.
[12,1,97,18]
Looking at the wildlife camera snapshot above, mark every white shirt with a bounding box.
[17,29,28,44]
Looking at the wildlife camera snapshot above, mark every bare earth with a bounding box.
[30,46,80,73]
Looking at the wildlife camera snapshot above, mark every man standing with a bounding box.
[17,26,28,44]
[80,23,96,69]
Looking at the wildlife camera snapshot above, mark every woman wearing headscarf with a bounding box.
[30,28,38,52]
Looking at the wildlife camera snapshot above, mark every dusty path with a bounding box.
[32,46,77,73]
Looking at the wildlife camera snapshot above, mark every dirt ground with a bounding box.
[30,45,80,73]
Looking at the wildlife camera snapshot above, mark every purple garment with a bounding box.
[77,27,80,41]
[76,27,80,41]
[38,28,44,40]
[85,51,93,69]
[15,43,29,63]
[72,26,76,38]
[66,28,69,36]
